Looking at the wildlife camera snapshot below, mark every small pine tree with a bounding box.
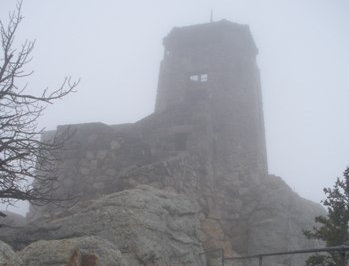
[303,166,349,266]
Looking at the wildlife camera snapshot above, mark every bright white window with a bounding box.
[190,75,199,81]
[189,73,208,82]
[201,74,208,82]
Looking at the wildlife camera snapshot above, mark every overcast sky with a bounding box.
[1,0,349,214]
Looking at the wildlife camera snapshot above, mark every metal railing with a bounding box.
[200,245,349,266]
[199,249,224,266]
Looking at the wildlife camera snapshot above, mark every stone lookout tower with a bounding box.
[30,20,269,222]
[155,20,268,178]
[28,21,323,262]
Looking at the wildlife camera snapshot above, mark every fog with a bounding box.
[1,0,349,215]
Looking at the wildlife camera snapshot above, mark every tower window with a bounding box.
[190,75,199,82]
[189,73,208,82]
[201,74,208,82]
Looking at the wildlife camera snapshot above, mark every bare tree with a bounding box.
[0,1,78,215]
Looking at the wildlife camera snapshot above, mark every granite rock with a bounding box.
[6,186,205,266]
[19,236,126,266]
[0,240,22,266]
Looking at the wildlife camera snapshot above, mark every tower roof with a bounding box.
[163,19,258,54]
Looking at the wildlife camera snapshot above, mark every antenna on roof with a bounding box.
[210,9,214,23]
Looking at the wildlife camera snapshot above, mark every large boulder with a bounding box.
[241,175,325,265]
[5,186,205,266]
[0,240,22,266]
[246,175,325,254]
[19,236,126,266]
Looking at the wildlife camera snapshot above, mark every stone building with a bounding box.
[26,20,324,265]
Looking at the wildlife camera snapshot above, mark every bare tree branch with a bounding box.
[0,0,79,216]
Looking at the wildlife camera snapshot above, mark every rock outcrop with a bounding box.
[3,186,206,266]
[19,236,126,266]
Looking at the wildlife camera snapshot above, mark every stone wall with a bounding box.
[27,120,325,265]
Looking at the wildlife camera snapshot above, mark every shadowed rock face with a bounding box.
[13,20,326,266]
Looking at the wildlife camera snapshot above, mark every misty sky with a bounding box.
[1,0,349,214]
